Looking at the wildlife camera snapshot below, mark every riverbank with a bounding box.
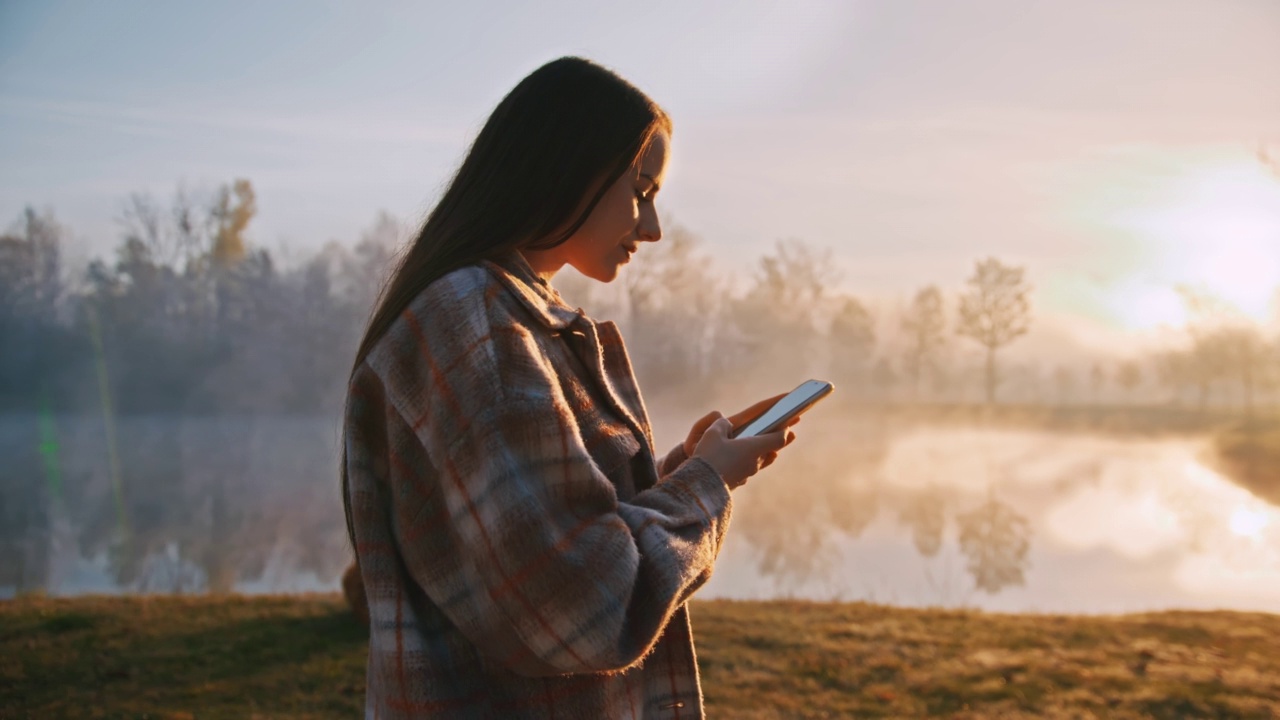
[4,594,1278,718]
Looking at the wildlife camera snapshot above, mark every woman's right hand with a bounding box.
[691,414,794,490]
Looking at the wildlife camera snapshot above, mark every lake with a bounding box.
[4,413,1276,614]
[703,426,1280,614]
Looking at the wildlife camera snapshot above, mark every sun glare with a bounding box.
[1229,505,1270,541]
[1096,158,1280,330]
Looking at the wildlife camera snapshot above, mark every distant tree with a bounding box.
[829,296,876,391]
[0,206,90,411]
[1176,286,1268,412]
[1089,362,1107,405]
[870,358,898,400]
[1154,349,1190,406]
[1215,325,1270,417]
[118,191,198,269]
[621,223,723,392]
[956,493,1031,594]
[726,239,836,385]
[956,258,1032,404]
[341,210,403,318]
[1052,366,1076,405]
[209,179,256,269]
[1116,360,1142,402]
[0,207,64,323]
[900,286,947,402]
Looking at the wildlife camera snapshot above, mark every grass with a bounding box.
[695,601,1280,719]
[4,596,1280,718]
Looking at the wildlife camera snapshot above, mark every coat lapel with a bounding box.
[483,252,657,474]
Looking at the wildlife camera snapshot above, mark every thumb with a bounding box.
[744,428,788,453]
[687,411,725,454]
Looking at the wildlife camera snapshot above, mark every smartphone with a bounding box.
[730,379,835,439]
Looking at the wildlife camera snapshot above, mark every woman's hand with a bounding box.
[681,393,798,458]
[683,394,801,489]
[690,415,793,489]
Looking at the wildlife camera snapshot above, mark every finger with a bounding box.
[709,416,733,437]
[761,451,778,468]
[783,429,796,446]
[695,411,722,430]
[697,412,726,436]
[742,429,788,453]
[686,411,724,455]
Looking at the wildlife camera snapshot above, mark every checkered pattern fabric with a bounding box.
[345,250,732,718]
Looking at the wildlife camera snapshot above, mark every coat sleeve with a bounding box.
[657,442,690,479]
[367,274,732,677]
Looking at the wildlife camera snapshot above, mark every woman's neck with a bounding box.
[517,247,565,283]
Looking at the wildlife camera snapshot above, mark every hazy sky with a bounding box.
[3,0,1279,351]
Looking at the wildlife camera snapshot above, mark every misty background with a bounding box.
[2,0,1279,612]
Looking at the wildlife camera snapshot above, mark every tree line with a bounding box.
[5,180,1276,417]
[2,177,1277,596]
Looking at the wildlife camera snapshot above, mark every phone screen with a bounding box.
[732,380,833,439]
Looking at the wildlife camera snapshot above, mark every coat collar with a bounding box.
[482,250,583,330]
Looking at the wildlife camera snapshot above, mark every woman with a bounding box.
[343,57,797,719]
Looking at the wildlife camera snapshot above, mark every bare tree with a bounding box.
[956,258,1032,404]
[900,285,947,402]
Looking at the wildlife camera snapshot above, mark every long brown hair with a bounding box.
[342,57,672,549]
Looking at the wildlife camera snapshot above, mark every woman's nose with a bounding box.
[636,208,662,243]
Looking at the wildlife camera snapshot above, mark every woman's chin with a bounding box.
[588,264,622,283]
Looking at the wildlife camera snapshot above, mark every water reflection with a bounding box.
[6,412,1278,613]
[705,426,1280,613]
[0,413,348,597]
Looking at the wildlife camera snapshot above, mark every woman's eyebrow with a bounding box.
[639,173,660,191]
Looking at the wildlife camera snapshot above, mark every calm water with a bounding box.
[6,415,1277,614]
[703,428,1280,614]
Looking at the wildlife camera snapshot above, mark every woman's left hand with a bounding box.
[682,393,800,465]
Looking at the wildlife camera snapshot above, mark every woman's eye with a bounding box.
[635,189,653,203]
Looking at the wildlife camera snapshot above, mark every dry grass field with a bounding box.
[3,595,1279,718]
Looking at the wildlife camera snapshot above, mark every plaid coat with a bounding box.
[345,250,733,719]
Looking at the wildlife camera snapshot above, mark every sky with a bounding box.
[3,0,1279,355]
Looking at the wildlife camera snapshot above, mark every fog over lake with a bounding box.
[9,407,1276,616]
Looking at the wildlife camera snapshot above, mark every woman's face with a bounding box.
[535,129,670,283]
